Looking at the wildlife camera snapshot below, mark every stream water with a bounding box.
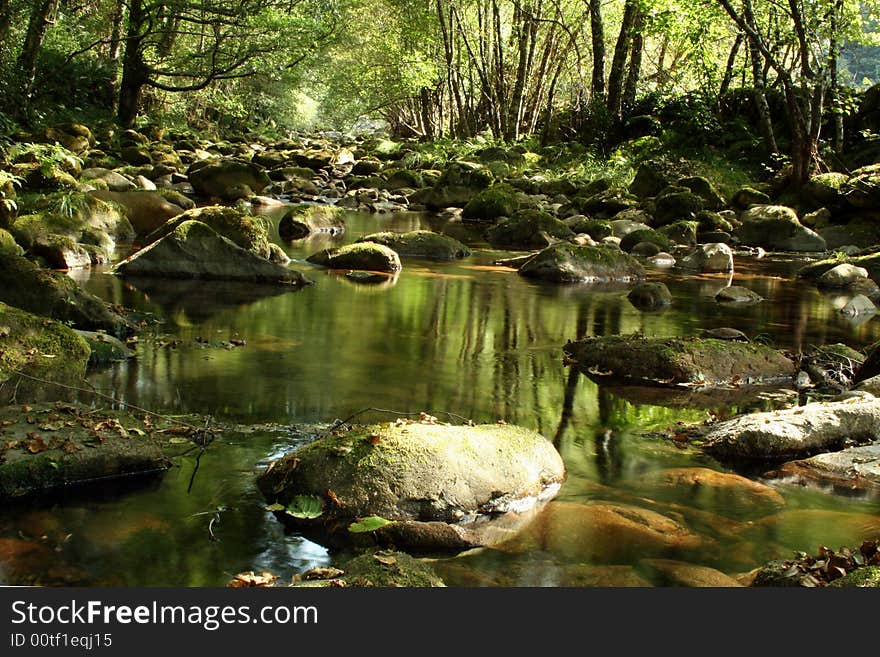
[2,208,880,586]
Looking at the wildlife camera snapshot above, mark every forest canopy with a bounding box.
[2,0,880,182]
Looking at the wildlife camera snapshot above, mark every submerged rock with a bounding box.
[519,243,645,283]
[278,205,345,240]
[357,230,471,261]
[485,210,574,249]
[627,282,673,310]
[306,241,402,273]
[715,286,763,304]
[256,421,565,550]
[113,220,310,285]
[293,551,445,588]
[563,334,794,386]
[638,559,743,587]
[0,402,171,499]
[75,330,135,365]
[776,443,880,495]
[702,397,880,461]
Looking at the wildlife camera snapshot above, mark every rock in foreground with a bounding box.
[256,421,565,550]
[776,443,880,494]
[563,334,795,386]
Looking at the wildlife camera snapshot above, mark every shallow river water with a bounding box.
[2,208,880,586]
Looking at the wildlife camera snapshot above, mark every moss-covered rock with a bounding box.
[567,217,612,240]
[485,210,574,249]
[278,204,345,240]
[629,161,673,199]
[0,228,23,256]
[842,164,880,208]
[519,243,645,283]
[326,551,445,587]
[0,252,133,335]
[31,234,92,270]
[658,220,699,246]
[677,176,726,210]
[438,161,493,189]
[619,228,672,253]
[146,205,271,259]
[306,241,402,273]
[678,242,734,272]
[652,188,704,226]
[804,172,848,206]
[736,205,826,252]
[461,185,520,221]
[187,159,270,201]
[357,230,470,261]
[563,334,795,386]
[799,251,880,285]
[257,421,565,550]
[627,282,673,310]
[0,402,171,499]
[0,302,91,402]
[382,169,424,190]
[113,220,310,285]
[350,158,382,176]
[828,566,880,588]
[732,186,771,210]
[576,188,640,218]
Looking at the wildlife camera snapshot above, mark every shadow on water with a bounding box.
[2,210,880,586]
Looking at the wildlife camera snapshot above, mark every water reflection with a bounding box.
[1,211,879,586]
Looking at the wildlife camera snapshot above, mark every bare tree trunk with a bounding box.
[0,0,13,52]
[588,0,605,104]
[16,0,59,100]
[829,0,844,154]
[743,0,778,155]
[719,32,744,100]
[108,0,126,62]
[118,0,149,127]
[606,0,638,117]
[622,8,644,114]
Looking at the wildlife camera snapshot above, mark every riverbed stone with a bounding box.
[256,422,565,550]
[113,220,309,285]
[841,294,877,317]
[145,205,272,259]
[461,185,519,221]
[519,243,645,283]
[817,263,870,288]
[702,397,880,461]
[627,282,673,310]
[736,205,826,252]
[715,285,763,304]
[638,559,743,587]
[0,252,133,335]
[279,205,345,240]
[563,334,795,386]
[776,443,880,494]
[31,234,92,270]
[731,186,771,210]
[307,241,402,273]
[678,242,734,272]
[80,167,136,192]
[485,210,574,249]
[619,228,671,253]
[358,230,471,261]
[495,501,704,562]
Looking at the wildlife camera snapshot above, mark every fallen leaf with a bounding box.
[264,503,285,512]
[349,516,392,533]
[26,436,50,453]
[301,567,344,581]
[60,438,81,454]
[373,554,397,565]
[227,571,279,588]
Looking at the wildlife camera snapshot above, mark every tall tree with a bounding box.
[16,0,59,100]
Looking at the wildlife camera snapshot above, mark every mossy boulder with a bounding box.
[842,164,880,208]
[75,330,135,365]
[828,566,880,588]
[0,303,90,402]
[462,185,520,221]
[576,188,640,218]
[113,220,310,285]
[90,189,186,235]
[31,234,92,270]
[804,172,848,206]
[10,194,133,251]
[412,161,494,210]
[519,243,645,283]
[306,241,402,273]
[736,205,826,252]
[799,252,880,285]
[563,334,795,386]
[278,204,345,240]
[627,282,673,310]
[677,176,726,210]
[357,230,470,261]
[0,402,171,499]
[0,252,133,335]
[438,161,494,189]
[256,422,565,550]
[658,220,699,246]
[291,149,334,171]
[313,551,446,587]
[485,210,574,249]
[382,169,424,190]
[80,167,136,192]
[0,228,23,256]
[187,159,270,201]
[629,161,673,199]
[146,206,271,259]
[653,189,705,225]
[619,228,671,253]
[732,186,771,210]
[567,217,612,240]
[703,398,880,461]
[351,159,383,176]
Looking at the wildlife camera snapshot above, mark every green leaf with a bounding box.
[348,516,392,533]
[264,503,285,512]
[285,495,323,519]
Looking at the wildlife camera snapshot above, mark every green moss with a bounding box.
[620,228,671,253]
[357,230,471,261]
[462,184,519,220]
[567,218,612,240]
[485,209,574,249]
[0,228,23,255]
[828,566,880,588]
[306,241,402,273]
[799,251,880,282]
[149,205,270,258]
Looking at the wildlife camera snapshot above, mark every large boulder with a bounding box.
[357,230,470,261]
[187,159,270,201]
[306,242,402,273]
[112,220,310,285]
[411,161,493,210]
[80,167,136,192]
[804,172,848,206]
[278,205,345,240]
[90,190,186,235]
[519,243,645,283]
[461,185,520,221]
[799,252,880,286]
[563,334,795,386]
[11,194,134,250]
[842,164,880,208]
[736,205,826,252]
[0,303,90,403]
[627,282,673,310]
[652,188,704,226]
[702,397,880,461]
[0,252,133,335]
[485,210,574,249]
[145,205,271,259]
[256,422,565,550]
[678,242,734,273]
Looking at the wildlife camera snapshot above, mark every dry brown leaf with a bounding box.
[373,554,397,565]
[227,571,279,588]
